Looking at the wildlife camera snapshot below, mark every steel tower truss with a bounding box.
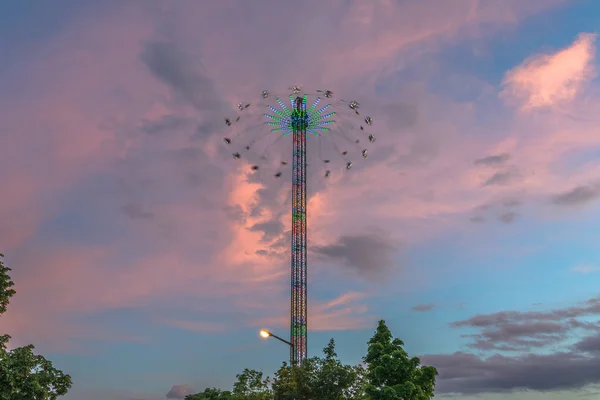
[290,96,308,364]
[228,88,370,365]
[255,89,340,364]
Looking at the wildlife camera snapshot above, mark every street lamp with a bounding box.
[259,329,293,347]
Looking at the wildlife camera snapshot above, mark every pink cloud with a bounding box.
[0,0,586,355]
[159,319,226,334]
[0,6,157,252]
[253,292,374,332]
[475,96,600,204]
[161,0,569,97]
[501,33,597,110]
[166,384,193,399]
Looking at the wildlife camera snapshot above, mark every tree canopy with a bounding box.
[364,320,438,400]
[184,387,234,400]
[233,368,272,399]
[187,320,437,400]
[0,254,73,400]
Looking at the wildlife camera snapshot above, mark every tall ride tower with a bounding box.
[290,96,308,364]
[224,87,375,366]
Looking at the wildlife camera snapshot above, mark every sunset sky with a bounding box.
[2,1,600,399]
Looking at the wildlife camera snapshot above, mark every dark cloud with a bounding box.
[223,204,246,224]
[462,322,567,351]
[450,296,600,352]
[503,199,521,208]
[474,153,510,167]
[248,219,285,243]
[166,146,226,190]
[121,202,153,220]
[244,175,290,221]
[421,351,600,394]
[471,199,522,224]
[475,203,491,212]
[379,97,454,170]
[416,295,600,394]
[551,185,600,207]
[498,211,517,224]
[312,233,398,279]
[166,385,193,399]
[574,334,600,353]
[140,115,190,135]
[412,303,435,312]
[255,249,279,258]
[270,235,289,250]
[381,102,419,130]
[171,146,202,162]
[482,169,520,186]
[117,66,228,220]
[140,41,229,119]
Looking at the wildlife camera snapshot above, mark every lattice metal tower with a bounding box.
[224,87,373,365]
[290,95,308,364]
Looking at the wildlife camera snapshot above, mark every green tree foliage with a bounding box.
[184,388,234,400]
[363,320,438,400]
[0,254,73,400]
[188,319,437,400]
[232,368,272,399]
[263,339,364,400]
[349,364,369,400]
[271,359,317,399]
[312,339,362,399]
[0,255,15,316]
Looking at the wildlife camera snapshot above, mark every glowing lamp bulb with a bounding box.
[259,330,270,338]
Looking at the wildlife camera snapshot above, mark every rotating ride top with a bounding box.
[222,85,376,364]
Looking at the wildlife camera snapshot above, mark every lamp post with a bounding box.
[260,328,299,399]
[259,329,293,348]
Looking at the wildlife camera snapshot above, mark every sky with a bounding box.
[1,0,600,399]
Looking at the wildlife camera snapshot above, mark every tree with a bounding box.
[271,339,363,400]
[271,359,317,400]
[232,368,273,399]
[312,339,362,400]
[363,320,438,400]
[348,363,368,400]
[186,368,274,400]
[189,320,437,400]
[0,253,73,399]
[184,388,234,400]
